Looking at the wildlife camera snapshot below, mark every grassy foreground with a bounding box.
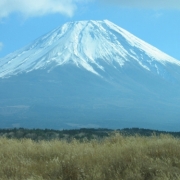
[1,133,180,180]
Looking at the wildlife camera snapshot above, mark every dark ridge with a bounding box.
[0,127,179,141]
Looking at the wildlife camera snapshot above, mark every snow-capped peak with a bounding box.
[0,20,179,78]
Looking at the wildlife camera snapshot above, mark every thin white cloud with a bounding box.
[0,42,3,51]
[153,12,163,18]
[0,0,88,19]
[100,0,180,9]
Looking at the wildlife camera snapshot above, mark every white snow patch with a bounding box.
[0,20,179,78]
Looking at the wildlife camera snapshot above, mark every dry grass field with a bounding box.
[1,133,180,180]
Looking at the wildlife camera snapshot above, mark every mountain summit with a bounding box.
[0,20,180,79]
[0,20,180,131]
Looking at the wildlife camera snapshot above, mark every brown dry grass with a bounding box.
[0,133,180,180]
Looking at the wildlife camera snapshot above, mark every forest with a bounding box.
[0,127,179,141]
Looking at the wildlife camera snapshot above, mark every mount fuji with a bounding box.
[0,20,180,131]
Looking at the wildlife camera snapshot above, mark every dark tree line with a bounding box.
[0,127,179,141]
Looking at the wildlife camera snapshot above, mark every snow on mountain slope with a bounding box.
[1,20,180,130]
[0,20,180,78]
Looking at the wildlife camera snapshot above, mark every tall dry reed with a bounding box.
[0,133,180,180]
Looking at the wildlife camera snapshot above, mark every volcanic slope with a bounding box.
[0,20,180,130]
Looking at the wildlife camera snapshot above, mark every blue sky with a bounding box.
[0,0,180,60]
